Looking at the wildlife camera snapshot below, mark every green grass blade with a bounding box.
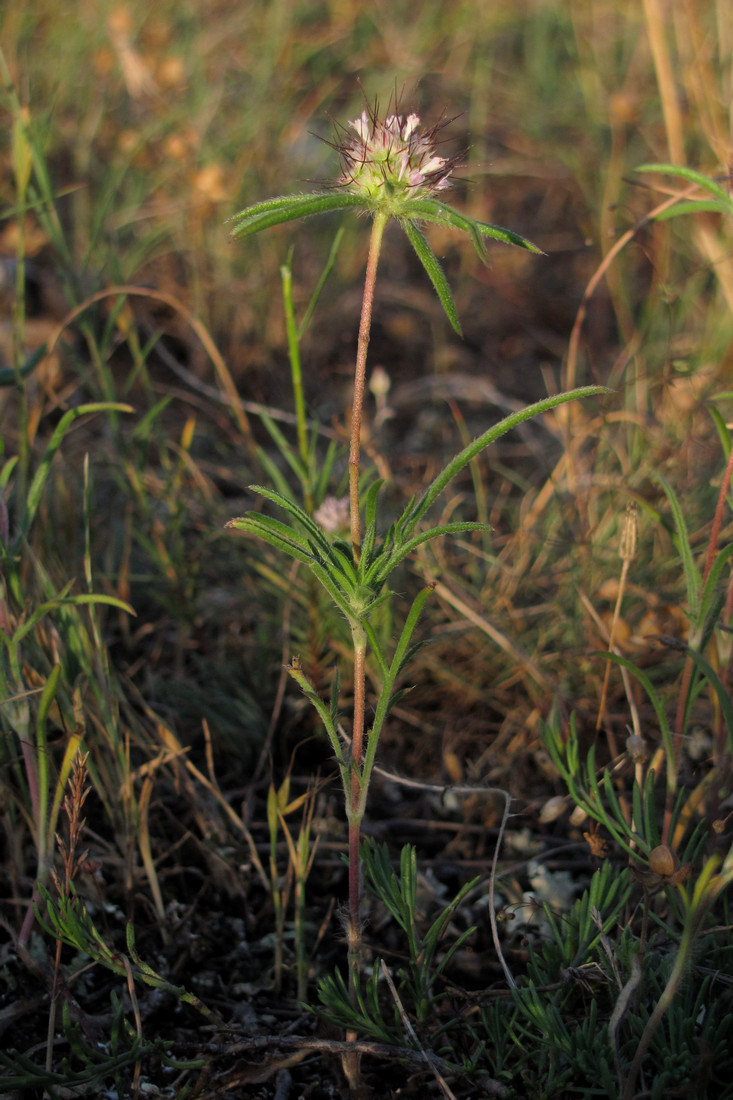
[298,225,345,338]
[679,645,733,757]
[706,403,732,459]
[597,652,675,781]
[636,164,733,206]
[0,342,48,387]
[15,403,132,549]
[258,410,309,492]
[697,542,733,631]
[652,200,732,221]
[656,474,700,619]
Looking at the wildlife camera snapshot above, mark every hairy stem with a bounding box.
[349,211,387,561]
[347,625,367,957]
[344,622,367,1090]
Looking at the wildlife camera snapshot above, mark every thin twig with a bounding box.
[381,959,458,1100]
[208,1034,509,1097]
[487,789,517,991]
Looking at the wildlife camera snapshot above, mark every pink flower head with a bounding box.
[333,102,457,205]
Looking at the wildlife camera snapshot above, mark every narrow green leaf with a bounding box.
[679,644,733,756]
[706,403,732,460]
[643,770,660,847]
[368,521,486,585]
[391,636,433,681]
[258,411,309,490]
[229,193,322,220]
[473,217,545,253]
[299,225,346,338]
[0,342,49,387]
[653,200,731,221]
[323,541,358,587]
[361,584,435,789]
[636,164,733,206]
[363,479,383,531]
[227,514,313,563]
[255,445,301,501]
[229,192,364,239]
[408,200,491,261]
[10,593,134,648]
[288,661,345,765]
[229,508,311,549]
[656,474,699,617]
[313,438,339,501]
[361,618,390,680]
[248,484,336,556]
[597,652,675,783]
[358,521,378,576]
[410,198,544,254]
[307,560,359,621]
[631,779,645,846]
[402,219,462,335]
[698,542,733,631]
[401,199,541,259]
[400,387,608,538]
[16,403,132,549]
[329,666,341,728]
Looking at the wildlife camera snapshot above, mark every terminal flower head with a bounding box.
[334,107,456,205]
[228,96,543,336]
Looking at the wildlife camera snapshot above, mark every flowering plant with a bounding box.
[230,100,541,340]
[228,97,605,1083]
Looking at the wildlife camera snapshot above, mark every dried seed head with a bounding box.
[569,804,588,827]
[619,501,638,561]
[369,364,391,399]
[626,733,649,764]
[539,794,568,824]
[649,844,676,877]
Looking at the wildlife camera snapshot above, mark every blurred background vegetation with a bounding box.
[1,1,732,1096]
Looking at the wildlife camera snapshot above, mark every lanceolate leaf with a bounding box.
[228,192,364,239]
[403,197,544,255]
[245,485,335,557]
[364,521,486,587]
[402,219,462,335]
[400,386,608,537]
[228,514,313,563]
[472,213,545,252]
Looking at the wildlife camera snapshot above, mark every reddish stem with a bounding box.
[349,212,387,562]
[347,631,366,945]
[666,440,733,840]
